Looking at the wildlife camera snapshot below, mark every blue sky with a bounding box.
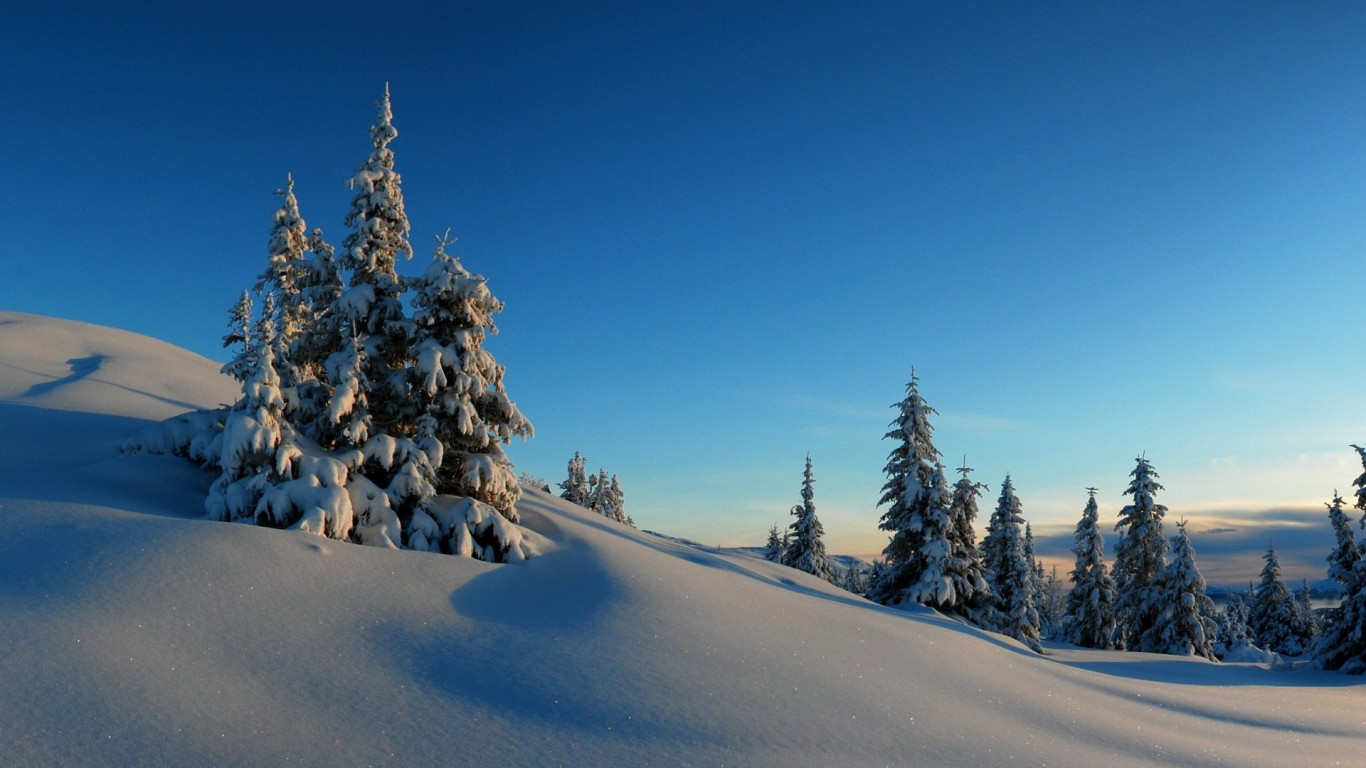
[5,1,1366,583]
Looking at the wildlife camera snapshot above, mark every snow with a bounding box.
[2,310,1365,767]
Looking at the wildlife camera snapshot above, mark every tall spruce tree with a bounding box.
[335,84,415,432]
[783,456,833,582]
[981,475,1042,652]
[1112,456,1169,651]
[872,371,955,608]
[1067,488,1118,649]
[1151,521,1217,659]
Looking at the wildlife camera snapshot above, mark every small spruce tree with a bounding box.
[1296,579,1319,644]
[782,456,832,582]
[1249,544,1301,655]
[764,524,786,563]
[560,452,591,506]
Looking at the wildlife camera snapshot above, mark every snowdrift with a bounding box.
[1,311,1362,768]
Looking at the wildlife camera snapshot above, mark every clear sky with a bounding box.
[5,1,1366,584]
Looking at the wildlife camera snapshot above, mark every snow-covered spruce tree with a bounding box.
[1249,544,1302,655]
[585,473,598,512]
[207,295,330,532]
[1150,521,1217,659]
[1214,592,1249,659]
[221,291,256,383]
[943,463,995,625]
[1037,566,1068,642]
[1325,490,1360,593]
[1215,590,1281,663]
[252,176,350,449]
[288,227,345,445]
[559,452,590,506]
[1067,487,1118,649]
[1024,522,1052,635]
[617,478,634,526]
[1296,579,1319,643]
[1112,456,1169,651]
[841,564,868,596]
[782,455,832,582]
[865,560,887,597]
[604,475,627,524]
[980,475,1043,652]
[764,524,786,563]
[585,469,608,516]
[254,174,312,393]
[334,84,415,433]
[872,371,962,611]
[1312,486,1366,671]
[408,231,532,521]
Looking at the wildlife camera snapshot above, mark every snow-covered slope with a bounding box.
[1,312,1362,767]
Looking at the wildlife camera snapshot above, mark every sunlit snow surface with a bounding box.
[0,311,1362,767]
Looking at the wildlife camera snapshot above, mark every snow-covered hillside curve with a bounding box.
[1,312,1364,768]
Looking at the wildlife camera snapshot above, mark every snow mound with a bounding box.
[0,311,238,419]
[1,313,1364,767]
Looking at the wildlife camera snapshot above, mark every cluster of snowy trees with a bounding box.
[558,452,633,527]
[868,370,1226,658]
[124,88,535,561]
[862,369,1366,670]
[866,371,1039,648]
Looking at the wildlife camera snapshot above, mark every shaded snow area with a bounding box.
[1,311,1363,767]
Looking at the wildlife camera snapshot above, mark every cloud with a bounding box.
[1031,504,1339,589]
[775,394,888,424]
[936,410,1033,434]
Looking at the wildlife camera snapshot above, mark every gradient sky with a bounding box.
[6,1,1366,583]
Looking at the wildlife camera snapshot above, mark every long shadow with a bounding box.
[1054,651,1366,689]
[23,355,107,397]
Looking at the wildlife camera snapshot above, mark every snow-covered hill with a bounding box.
[1,311,1362,767]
